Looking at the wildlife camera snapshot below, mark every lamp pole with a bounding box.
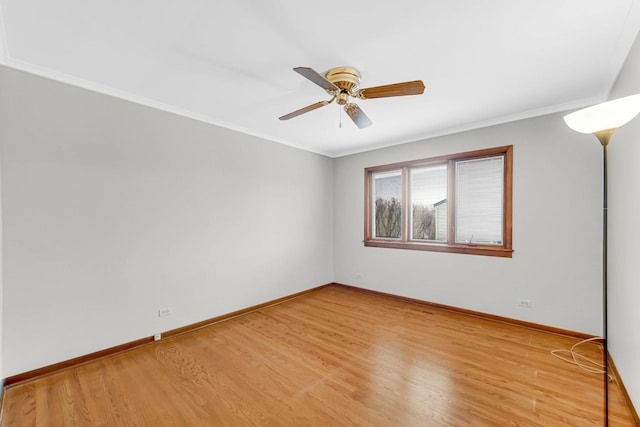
[595,129,612,427]
[564,94,640,426]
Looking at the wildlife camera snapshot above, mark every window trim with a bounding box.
[364,145,513,258]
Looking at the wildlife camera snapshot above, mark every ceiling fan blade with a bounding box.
[358,80,425,99]
[294,67,339,92]
[344,103,373,128]
[279,100,331,121]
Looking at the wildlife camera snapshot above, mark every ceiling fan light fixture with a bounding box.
[337,92,350,105]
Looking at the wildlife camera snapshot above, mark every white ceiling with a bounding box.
[1,1,639,157]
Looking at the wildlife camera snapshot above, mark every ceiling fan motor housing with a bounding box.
[325,67,361,103]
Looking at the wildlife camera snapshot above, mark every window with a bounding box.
[364,146,513,257]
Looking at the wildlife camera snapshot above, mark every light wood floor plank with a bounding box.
[2,285,635,426]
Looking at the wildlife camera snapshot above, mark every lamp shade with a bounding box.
[564,93,640,134]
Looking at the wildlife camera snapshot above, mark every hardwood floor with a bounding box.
[2,285,636,426]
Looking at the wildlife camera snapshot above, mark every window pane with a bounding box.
[455,156,504,245]
[372,170,402,238]
[410,165,447,241]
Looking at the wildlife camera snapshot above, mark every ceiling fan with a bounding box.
[279,66,425,128]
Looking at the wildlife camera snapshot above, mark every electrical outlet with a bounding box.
[158,307,172,317]
[518,299,533,308]
[154,333,162,341]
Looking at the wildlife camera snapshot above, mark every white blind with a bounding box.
[455,156,504,245]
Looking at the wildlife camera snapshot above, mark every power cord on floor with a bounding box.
[550,337,614,382]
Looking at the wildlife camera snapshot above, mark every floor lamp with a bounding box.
[563,93,640,426]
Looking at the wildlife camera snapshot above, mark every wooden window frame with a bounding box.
[364,145,513,258]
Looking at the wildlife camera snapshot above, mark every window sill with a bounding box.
[364,240,513,258]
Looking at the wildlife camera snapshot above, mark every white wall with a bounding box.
[0,72,3,381]
[608,30,640,412]
[0,66,334,376]
[334,112,604,336]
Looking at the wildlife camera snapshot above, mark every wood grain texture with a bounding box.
[609,354,640,424]
[2,337,154,388]
[359,80,425,99]
[2,285,635,426]
[3,284,331,388]
[336,283,601,341]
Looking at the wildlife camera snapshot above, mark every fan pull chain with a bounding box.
[339,105,342,128]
